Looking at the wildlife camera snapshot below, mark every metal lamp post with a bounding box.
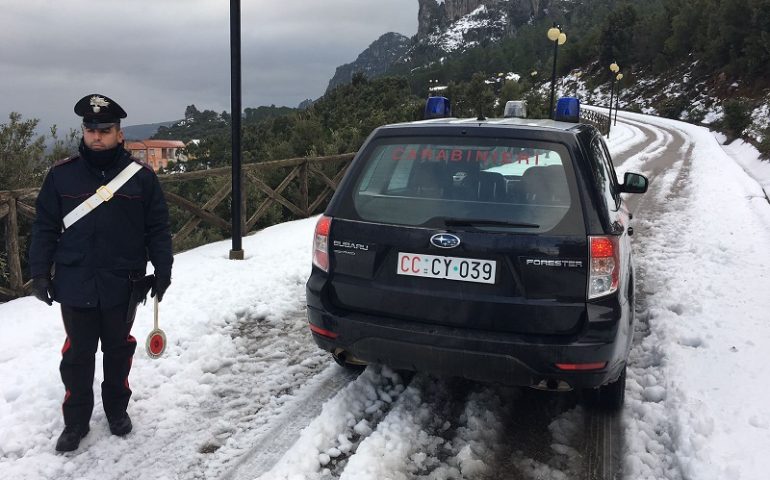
[614,73,624,126]
[607,62,620,137]
[574,70,582,98]
[229,0,244,260]
[547,25,567,119]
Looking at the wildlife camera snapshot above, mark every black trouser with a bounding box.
[60,303,137,426]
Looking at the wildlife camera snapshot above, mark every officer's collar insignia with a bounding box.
[90,96,110,113]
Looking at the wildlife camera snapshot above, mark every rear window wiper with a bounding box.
[439,217,540,229]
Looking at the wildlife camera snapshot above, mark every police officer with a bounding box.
[28,94,173,452]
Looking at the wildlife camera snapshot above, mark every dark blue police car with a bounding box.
[306,99,648,410]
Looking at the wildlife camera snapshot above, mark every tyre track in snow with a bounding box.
[337,375,479,479]
[614,113,695,480]
[248,365,412,480]
[334,375,518,480]
[219,364,362,480]
[180,306,341,479]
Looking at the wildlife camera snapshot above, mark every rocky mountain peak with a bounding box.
[326,32,411,93]
[417,0,548,52]
[325,1,551,91]
[418,0,486,39]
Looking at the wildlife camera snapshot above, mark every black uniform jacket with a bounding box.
[29,146,173,308]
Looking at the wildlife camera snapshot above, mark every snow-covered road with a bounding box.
[1,112,769,480]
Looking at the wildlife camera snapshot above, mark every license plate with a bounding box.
[397,252,496,284]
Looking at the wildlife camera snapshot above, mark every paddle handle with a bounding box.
[154,297,159,330]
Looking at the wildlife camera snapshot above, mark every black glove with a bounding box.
[31,276,53,306]
[151,275,171,302]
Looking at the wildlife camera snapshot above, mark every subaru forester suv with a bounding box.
[306,110,648,410]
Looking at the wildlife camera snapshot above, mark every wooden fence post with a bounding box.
[300,160,309,216]
[5,198,24,295]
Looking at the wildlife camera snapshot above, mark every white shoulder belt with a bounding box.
[62,162,143,229]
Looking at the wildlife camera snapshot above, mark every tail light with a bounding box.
[555,361,607,371]
[312,215,332,272]
[588,235,620,299]
[309,324,338,339]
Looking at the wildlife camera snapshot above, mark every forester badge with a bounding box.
[90,96,110,113]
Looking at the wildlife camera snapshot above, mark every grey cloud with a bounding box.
[1,0,416,133]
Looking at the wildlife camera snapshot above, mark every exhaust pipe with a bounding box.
[531,379,573,392]
[332,348,367,366]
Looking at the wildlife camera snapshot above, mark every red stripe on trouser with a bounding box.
[62,389,71,414]
[61,337,71,354]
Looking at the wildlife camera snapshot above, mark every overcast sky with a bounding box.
[0,0,417,134]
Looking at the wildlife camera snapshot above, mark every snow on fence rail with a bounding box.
[0,153,354,300]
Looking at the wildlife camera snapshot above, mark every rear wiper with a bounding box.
[440,217,540,229]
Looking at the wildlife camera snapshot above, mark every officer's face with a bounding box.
[83,125,124,151]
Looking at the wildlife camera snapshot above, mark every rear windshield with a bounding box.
[347,136,581,233]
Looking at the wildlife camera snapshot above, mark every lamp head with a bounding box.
[547,27,561,41]
[558,32,567,45]
[610,62,620,73]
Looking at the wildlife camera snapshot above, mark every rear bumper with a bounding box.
[306,281,632,389]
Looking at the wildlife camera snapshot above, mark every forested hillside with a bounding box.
[400,0,770,111]
[157,75,422,172]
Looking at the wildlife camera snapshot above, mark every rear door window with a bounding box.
[347,136,583,233]
[588,135,620,211]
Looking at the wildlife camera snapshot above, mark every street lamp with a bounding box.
[607,62,620,136]
[547,25,567,119]
[427,79,440,96]
[614,73,624,126]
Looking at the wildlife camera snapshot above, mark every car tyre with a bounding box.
[585,365,626,412]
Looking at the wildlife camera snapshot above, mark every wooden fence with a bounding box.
[580,108,610,136]
[0,153,354,300]
[1,112,613,300]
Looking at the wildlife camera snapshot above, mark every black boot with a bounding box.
[108,413,132,436]
[55,424,90,452]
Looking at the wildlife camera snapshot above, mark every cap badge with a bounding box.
[90,96,110,113]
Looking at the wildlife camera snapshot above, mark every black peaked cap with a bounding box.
[74,94,127,128]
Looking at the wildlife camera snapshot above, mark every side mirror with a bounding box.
[620,172,648,194]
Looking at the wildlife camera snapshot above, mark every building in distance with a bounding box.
[126,140,187,171]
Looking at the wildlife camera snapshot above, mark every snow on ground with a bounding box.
[0,219,332,479]
[1,111,770,479]
[429,5,506,53]
[711,132,770,196]
[616,111,770,480]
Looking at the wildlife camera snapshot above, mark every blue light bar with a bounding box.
[555,97,580,123]
[424,96,451,119]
